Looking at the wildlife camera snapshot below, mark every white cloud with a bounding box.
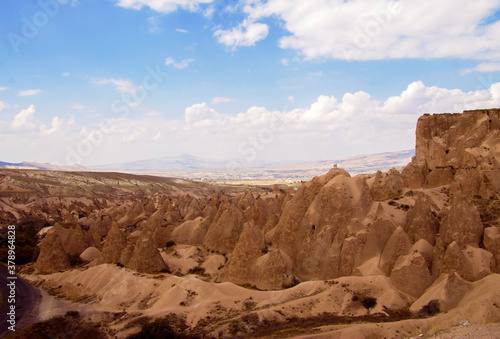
[18,89,41,96]
[0,101,9,112]
[94,78,137,94]
[226,0,500,61]
[147,15,162,33]
[287,96,295,104]
[0,87,7,91]
[62,72,70,77]
[176,28,188,33]
[3,81,500,165]
[114,0,213,14]
[71,103,85,110]
[10,105,38,131]
[203,5,214,17]
[462,62,500,75]
[165,57,195,69]
[184,102,222,125]
[41,116,65,135]
[211,97,233,104]
[214,19,269,48]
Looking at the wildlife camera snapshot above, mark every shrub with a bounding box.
[187,267,205,275]
[68,253,83,267]
[361,296,377,313]
[419,299,440,316]
[127,317,181,339]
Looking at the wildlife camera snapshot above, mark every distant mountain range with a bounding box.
[1,150,415,180]
[0,161,88,171]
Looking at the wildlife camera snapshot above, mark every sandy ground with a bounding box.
[19,262,500,338]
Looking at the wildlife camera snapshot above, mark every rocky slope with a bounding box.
[2,108,500,338]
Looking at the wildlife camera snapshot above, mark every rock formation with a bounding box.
[4,108,500,305]
[35,232,71,274]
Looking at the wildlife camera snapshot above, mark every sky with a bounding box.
[1,0,500,167]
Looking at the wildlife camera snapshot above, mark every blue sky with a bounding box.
[1,0,500,167]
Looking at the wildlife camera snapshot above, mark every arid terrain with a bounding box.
[1,108,500,338]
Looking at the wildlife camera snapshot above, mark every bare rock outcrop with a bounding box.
[217,222,265,285]
[51,223,95,255]
[369,169,405,201]
[203,201,244,254]
[404,193,440,245]
[390,251,432,298]
[379,226,412,275]
[483,226,500,272]
[98,223,127,264]
[124,231,169,273]
[410,272,472,313]
[35,232,71,274]
[439,194,483,248]
[439,241,473,281]
[414,109,500,187]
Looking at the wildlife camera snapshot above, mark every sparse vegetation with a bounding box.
[68,253,84,267]
[187,266,205,275]
[419,299,440,316]
[0,224,39,265]
[9,311,106,339]
[127,317,180,339]
[361,296,378,313]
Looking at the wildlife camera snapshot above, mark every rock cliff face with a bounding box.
[3,109,500,300]
[407,109,500,189]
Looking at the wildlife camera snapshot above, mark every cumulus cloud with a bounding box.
[3,81,500,165]
[184,102,222,125]
[18,89,41,96]
[94,78,137,94]
[165,57,195,69]
[0,87,7,91]
[214,19,269,47]
[176,28,188,33]
[223,0,500,61]
[10,105,38,131]
[41,116,65,135]
[114,0,213,13]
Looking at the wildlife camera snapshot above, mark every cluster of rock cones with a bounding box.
[16,109,500,304]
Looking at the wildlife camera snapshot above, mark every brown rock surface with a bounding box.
[125,231,169,273]
[35,232,71,274]
[203,201,244,254]
[439,194,484,248]
[404,193,440,245]
[369,168,405,201]
[483,226,500,272]
[98,223,127,264]
[217,222,265,285]
[379,226,413,275]
[390,251,433,298]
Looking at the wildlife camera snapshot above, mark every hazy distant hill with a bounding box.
[1,150,414,180]
[0,161,88,171]
[94,150,415,180]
